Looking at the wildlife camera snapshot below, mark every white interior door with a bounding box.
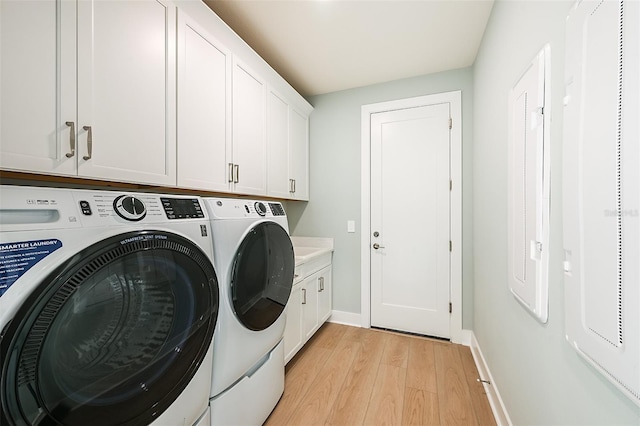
[370,103,451,338]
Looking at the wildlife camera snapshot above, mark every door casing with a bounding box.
[360,91,463,343]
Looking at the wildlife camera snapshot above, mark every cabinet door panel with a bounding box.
[302,276,319,340]
[177,10,231,191]
[0,0,76,175]
[267,89,290,198]
[317,267,332,324]
[232,59,266,195]
[290,108,309,200]
[77,0,176,185]
[284,285,303,364]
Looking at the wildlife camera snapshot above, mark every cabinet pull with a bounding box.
[289,179,294,193]
[82,126,92,160]
[228,163,234,182]
[302,288,306,304]
[65,121,76,158]
[234,164,239,183]
[292,179,296,193]
[319,276,324,292]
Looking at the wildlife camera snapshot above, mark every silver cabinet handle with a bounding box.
[302,288,306,304]
[234,164,239,183]
[320,276,324,291]
[228,163,234,182]
[82,126,92,160]
[65,122,75,158]
[292,178,296,194]
[373,243,385,250]
[289,179,294,193]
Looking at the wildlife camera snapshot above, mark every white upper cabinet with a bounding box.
[1,0,177,186]
[177,9,231,192]
[232,58,267,196]
[289,107,309,200]
[267,89,292,199]
[0,0,76,176]
[76,0,176,185]
[267,87,310,201]
[1,0,311,199]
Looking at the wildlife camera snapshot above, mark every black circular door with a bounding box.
[0,231,218,426]
[231,222,294,331]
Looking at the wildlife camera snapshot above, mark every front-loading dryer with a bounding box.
[203,198,294,426]
[0,186,219,426]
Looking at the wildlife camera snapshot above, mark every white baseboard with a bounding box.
[469,332,512,426]
[328,310,362,327]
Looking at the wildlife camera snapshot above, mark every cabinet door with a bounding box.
[176,9,231,192]
[289,108,309,200]
[266,88,291,198]
[76,0,176,185]
[232,58,266,195]
[317,266,332,324]
[284,285,303,364]
[0,0,76,175]
[302,275,319,340]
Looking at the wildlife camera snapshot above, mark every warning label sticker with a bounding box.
[0,239,63,297]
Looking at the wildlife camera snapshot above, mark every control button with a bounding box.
[113,195,146,221]
[79,200,92,216]
[254,202,267,216]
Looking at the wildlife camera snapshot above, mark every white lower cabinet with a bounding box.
[284,255,332,364]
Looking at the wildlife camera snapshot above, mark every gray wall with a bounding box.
[472,0,640,424]
[287,68,474,329]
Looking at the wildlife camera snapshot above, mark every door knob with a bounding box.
[373,243,385,249]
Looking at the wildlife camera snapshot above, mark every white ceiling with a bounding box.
[204,0,494,97]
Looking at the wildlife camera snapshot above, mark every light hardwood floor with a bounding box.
[265,323,496,426]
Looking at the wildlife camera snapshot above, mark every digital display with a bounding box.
[160,198,204,219]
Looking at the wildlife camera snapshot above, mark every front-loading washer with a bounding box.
[203,198,294,426]
[0,186,219,426]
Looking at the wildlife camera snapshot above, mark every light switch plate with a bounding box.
[347,220,355,233]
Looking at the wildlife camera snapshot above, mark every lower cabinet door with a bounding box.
[302,275,319,341]
[284,285,303,363]
[317,266,332,324]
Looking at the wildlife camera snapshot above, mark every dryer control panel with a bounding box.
[205,198,287,220]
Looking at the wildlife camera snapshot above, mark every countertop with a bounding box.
[291,236,334,265]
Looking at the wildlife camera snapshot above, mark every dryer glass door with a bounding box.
[0,231,218,426]
[231,222,294,331]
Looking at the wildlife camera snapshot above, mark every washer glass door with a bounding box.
[0,231,218,426]
[231,222,294,331]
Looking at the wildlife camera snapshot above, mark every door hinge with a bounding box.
[449,241,452,252]
[449,117,452,129]
[449,302,452,314]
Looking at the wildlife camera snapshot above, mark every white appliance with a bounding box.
[204,198,294,426]
[0,186,219,426]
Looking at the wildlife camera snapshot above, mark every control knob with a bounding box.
[254,202,267,216]
[114,195,146,221]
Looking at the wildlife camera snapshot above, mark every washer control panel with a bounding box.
[160,197,205,220]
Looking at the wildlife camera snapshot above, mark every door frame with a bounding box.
[360,91,463,343]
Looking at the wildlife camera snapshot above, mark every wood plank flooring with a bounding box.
[265,323,496,426]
